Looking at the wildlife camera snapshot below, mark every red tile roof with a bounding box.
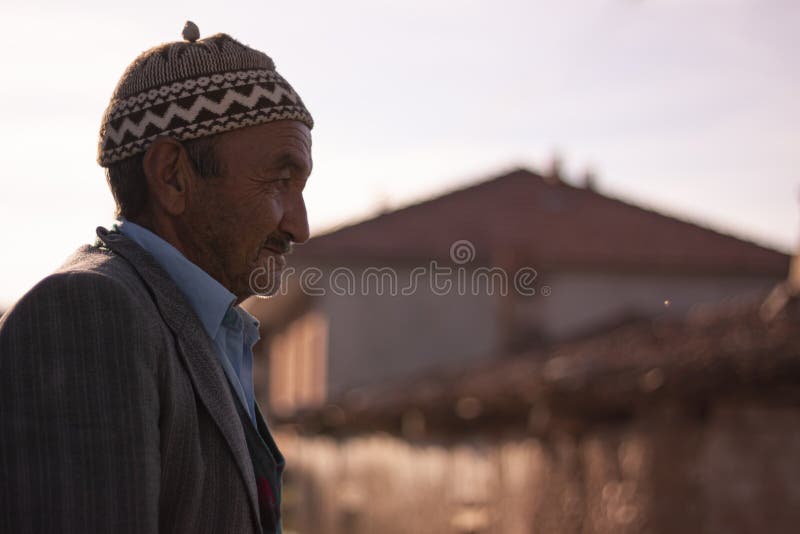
[298,168,788,275]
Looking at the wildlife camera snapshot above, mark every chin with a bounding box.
[247,264,284,297]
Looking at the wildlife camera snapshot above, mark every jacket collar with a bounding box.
[115,218,236,340]
[95,225,263,534]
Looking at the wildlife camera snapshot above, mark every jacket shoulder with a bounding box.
[0,244,164,349]
[0,252,165,534]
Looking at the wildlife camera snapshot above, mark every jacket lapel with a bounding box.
[95,226,263,534]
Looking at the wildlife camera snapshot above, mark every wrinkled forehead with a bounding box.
[215,120,313,172]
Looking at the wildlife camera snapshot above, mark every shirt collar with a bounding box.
[116,218,236,339]
[237,305,261,347]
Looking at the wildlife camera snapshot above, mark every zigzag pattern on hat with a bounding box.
[99,105,312,166]
[104,82,302,146]
[109,69,286,120]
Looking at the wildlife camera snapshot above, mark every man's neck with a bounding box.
[125,213,239,302]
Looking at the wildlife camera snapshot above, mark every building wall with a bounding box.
[307,267,778,397]
[535,272,778,341]
[276,398,800,534]
[253,265,779,406]
[314,265,501,397]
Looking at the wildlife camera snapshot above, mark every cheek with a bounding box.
[241,199,283,248]
[241,194,282,220]
[255,198,285,233]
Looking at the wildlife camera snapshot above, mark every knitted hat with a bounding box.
[98,21,313,167]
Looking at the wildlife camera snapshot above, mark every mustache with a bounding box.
[262,234,293,255]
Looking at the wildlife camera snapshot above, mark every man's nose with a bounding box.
[281,193,310,244]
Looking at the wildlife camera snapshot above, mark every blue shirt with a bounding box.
[117,219,260,426]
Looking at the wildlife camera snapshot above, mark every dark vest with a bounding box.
[227,383,286,534]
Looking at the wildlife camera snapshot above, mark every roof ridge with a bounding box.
[298,166,788,274]
[311,166,786,255]
[310,166,534,235]
[572,182,788,256]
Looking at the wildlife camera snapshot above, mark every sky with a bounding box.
[0,0,797,307]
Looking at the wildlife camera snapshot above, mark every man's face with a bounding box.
[184,120,312,301]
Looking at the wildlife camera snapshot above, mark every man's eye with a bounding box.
[267,176,292,193]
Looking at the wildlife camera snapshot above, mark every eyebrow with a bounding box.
[273,152,311,175]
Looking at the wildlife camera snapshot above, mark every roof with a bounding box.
[280,290,800,438]
[297,168,788,275]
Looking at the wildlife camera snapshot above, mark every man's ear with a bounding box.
[142,137,196,215]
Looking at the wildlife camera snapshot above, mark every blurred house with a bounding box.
[246,168,789,417]
[275,286,800,534]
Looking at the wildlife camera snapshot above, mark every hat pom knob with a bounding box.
[182,21,200,43]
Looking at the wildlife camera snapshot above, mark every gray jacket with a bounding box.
[0,226,268,534]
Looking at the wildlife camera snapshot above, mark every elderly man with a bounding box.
[0,22,312,534]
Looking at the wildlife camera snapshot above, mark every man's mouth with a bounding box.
[261,241,289,270]
[262,237,292,256]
